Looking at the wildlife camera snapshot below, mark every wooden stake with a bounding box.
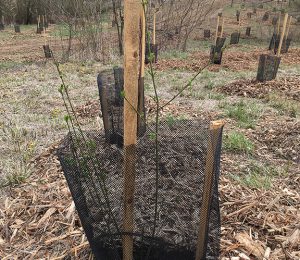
[138,5,146,134]
[215,15,220,45]
[43,15,47,45]
[277,13,289,57]
[153,11,156,45]
[285,15,292,40]
[37,15,40,30]
[195,120,225,260]
[123,0,141,259]
[277,14,281,35]
[220,18,225,38]
[141,9,146,77]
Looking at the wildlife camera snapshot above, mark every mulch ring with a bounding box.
[154,48,300,72]
[217,76,300,102]
[250,116,300,163]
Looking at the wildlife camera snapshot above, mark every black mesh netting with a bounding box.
[57,69,223,260]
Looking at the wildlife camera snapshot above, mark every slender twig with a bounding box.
[53,58,120,235]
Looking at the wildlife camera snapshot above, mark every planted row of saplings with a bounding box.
[208,13,293,83]
[258,13,293,82]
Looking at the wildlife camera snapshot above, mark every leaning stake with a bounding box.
[138,6,146,135]
[277,13,289,57]
[195,120,225,260]
[123,1,141,260]
[153,10,156,45]
[220,17,225,38]
[285,16,292,41]
[214,15,220,45]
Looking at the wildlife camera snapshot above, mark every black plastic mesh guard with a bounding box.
[57,118,223,260]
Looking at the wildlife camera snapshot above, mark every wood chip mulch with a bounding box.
[1,140,299,259]
[251,116,300,163]
[217,76,300,102]
[154,48,300,73]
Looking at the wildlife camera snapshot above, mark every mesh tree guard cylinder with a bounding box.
[97,69,124,147]
[210,37,225,64]
[204,30,211,39]
[256,54,281,82]
[57,119,223,260]
[269,33,278,50]
[281,38,292,54]
[14,25,20,33]
[97,67,146,146]
[236,10,240,22]
[230,32,240,44]
[272,17,279,26]
[43,45,52,58]
[246,27,251,37]
[262,12,269,21]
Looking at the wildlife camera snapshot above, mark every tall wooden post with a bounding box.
[43,15,45,31]
[277,13,289,57]
[220,18,225,38]
[43,15,47,45]
[153,11,156,45]
[138,6,146,135]
[285,15,292,40]
[215,16,220,45]
[37,15,40,32]
[123,0,141,259]
[277,14,281,35]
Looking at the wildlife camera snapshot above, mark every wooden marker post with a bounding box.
[195,120,225,260]
[277,13,289,57]
[285,15,292,41]
[43,15,47,45]
[220,17,225,38]
[215,15,220,45]
[153,11,156,45]
[123,0,141,259]
[43,15,46,32]
[37,15,41,33]
[277,14,281,35]
[138,6,146,135]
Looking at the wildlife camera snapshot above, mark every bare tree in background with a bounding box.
[150,0,216,51]
[111,0,124,55]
